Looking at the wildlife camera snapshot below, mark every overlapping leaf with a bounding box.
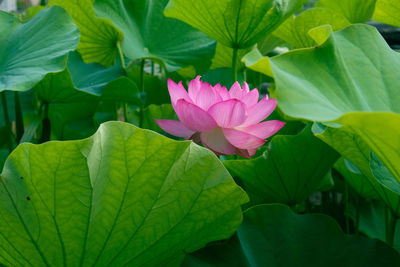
[93,0,216,72]
[0,121,248,266]
[164,0,307,49]
[373,0,400,27]
[270,25,400,185]
[0,6,79,92]
[224,126,338,206]
[49,0,122,67]
[183,204,400,266]
[315,0,377,23]
[314,123,400,215]
[273,8,350,48]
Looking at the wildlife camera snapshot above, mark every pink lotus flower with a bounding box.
[155,76,285,158]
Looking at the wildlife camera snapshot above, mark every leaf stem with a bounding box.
[344,179,350,234]
[39,102,50,143]
[14,91,24,142]
[117,41,126,69]
[385,207,397,247]
[1,91,13,152]
[123,103,128,122]
[232,47,238,82]
[139,59,145,128]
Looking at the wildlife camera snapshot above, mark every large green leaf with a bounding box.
[270,24,400,121]
[373,0,400,27]
[184,204,400,266]
[270,24,400,183]
[164,0,307,49]
[93,0,216,72]
[273,8,350,48]
[0,6,79,92]
[315,0,377,23]
[49,0,123,67]
[314,124,400,215]
[224,126,338,206]
[0,121,248,266]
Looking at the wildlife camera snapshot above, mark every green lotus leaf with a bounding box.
[164,0,307,49]
[93,0,216,72]
[270,24,400,184]
[49,0,123,67]
[315,0,377,23]
[334,157,379,200]
[373,0,400,27]
[224,125,338,206]
[273,8,350,48]
[0,6,79,92]
[183,204,400,266]
[0,121,248,266]
[314,123,400,215]
[270,25,400,121]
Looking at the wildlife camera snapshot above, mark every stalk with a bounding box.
[385,208,397,247]
[14,91,24,142]
[1,91,13,152]
[39,102,50,143]
[232,47,238,82]
[117,41,126,69]
[139,59,145,128]
[344,180,350,234]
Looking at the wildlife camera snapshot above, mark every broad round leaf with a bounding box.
[93,0,216,72]
[273,8,350,48]
[0,121,248,266]
[373,0,400,27]
[314,123,400,215]
[183,204,400,266]
[270,24,400,184]
[224,125,338,206]
[49,0,123,67]
[315,0,377,23]
[164,0,307,49]
[0,6,79,92]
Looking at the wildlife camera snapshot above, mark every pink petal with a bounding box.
[241,88,259,108]
[241,98,277,127]
[243,81,250,93]
[222,128,266,149]
[188,76,201,100]
[168,79,192,107]
[214,83,230,101]
[208,99,246,128]
[229,82,243,99]
[175,99,217,132]
[194,82,222,110]
[239,120,285,139]
[154,119,195,138]
[200,128,236,155]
